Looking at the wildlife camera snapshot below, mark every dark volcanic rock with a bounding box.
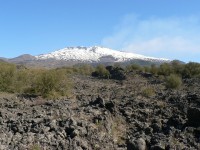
[127,138,147,150]
[105,101,115,113]
[0,73,200,149]
[187,107,200,127]
[167,114,185,129]
[106,66,126,80]
[90,96,105,108]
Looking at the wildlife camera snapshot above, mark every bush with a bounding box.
[0,62,73,98]
[125,64,143,72]
[158,63,173,76]
[92,65,126,80]
[30,70,71,98]
[144,66,151,73]
[150,64,158,75]
[182,62,200,78]
[13,68,72,98]
[141,87,155,97]
[92,65,110,79]
[0,62,16,92]
[12,68,30,93]
[165,74,182,89]
[171,60,184,75]
[77,64,94,75]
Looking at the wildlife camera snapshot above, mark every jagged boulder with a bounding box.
[187,107,200,127]
[127,138,147,150]
[106,66,126,80]
[90,96,105,108]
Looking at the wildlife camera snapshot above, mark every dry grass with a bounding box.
[111,116,127,145]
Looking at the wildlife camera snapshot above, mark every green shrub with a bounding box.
[158,75,165,81]
[171,60,184,75]
[12,69,30,93]
[141,87,155,97]
[126,64,143,72]
[182,62,200,78]
[165,74,182,89]
[158,63,173,76]
[29,144,41,150]
[20,69,72,98]
[0,62,73,98]
[31,70,54,97]
[0,62,16,92]
[92,65,110,79]
[144,66,151,73]
[77,64,94,75]
[150,64,158,75]
[56,67,75,74]
[33,70,71,98]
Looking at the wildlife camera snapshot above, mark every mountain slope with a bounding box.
[9,54,36,63]
[5,46,170,68]
[36,46,170,63]
[0,57,8,62]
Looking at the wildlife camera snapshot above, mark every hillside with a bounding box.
[0,62,200,149]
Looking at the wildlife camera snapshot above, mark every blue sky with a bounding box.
[0,0,200,62]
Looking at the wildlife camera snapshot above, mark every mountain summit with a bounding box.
[7,46,170,68]
[36,46,169,63]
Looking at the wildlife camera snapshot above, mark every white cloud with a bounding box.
[101,14,200,62]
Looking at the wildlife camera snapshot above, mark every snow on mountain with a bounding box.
[35,46,170,63]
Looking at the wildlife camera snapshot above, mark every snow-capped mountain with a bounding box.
[36,46,169,63]
[7,46,170,68]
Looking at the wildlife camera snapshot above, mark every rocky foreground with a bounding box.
[0,73,200,150]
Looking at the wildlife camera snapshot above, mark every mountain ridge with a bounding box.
[3,46,171,68]
[35,46,170,63]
